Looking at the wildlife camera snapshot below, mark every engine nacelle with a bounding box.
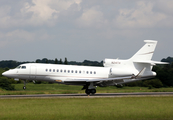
[110,68,133,77]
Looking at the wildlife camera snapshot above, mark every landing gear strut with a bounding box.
[23,80,26,90]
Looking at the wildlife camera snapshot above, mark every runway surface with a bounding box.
[1,92,173,98]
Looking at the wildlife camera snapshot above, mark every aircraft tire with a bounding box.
[91,89,96,95]
[23,86,26,90]
[85,89,90,95]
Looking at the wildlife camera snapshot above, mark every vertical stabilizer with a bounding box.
[130,40,157,61]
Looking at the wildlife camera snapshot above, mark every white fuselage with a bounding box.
[3,62,140,85]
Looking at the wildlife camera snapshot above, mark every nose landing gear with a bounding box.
[23,80,26,90]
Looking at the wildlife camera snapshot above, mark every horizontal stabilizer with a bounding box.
[133,60,169,65]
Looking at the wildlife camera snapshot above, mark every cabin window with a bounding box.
[79,71,81,73]
[94,71,96,74]
[68,70,70,73]
[57,69,59,72]
[46,69,48,72]
[71,70,73,73]
[49,69,51,72]
[64,70,66,73]
[86,71,89,74]
[75,70,77,73]
[90,71,92,74]
[53,69,55,72]
[21,66,26,69]
[60,69,63,72]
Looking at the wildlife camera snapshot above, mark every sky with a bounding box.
[0,0,173,62]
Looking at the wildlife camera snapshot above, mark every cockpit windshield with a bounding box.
[16,66,21,69]
[16,66,26,69]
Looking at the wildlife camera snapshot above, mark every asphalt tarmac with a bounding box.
[0,92,173,98]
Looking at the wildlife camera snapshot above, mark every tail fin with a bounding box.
[130,40,157,61]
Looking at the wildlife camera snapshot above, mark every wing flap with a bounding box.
[86,76,132,82]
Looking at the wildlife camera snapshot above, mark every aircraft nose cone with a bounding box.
[2,71,7,76]
[2,70,18,78]
[2,71,10,77]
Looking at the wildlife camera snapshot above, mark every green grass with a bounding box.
[0,96,173,120]
[1,83,173,95]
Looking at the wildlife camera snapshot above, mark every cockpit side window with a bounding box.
[21,66,26,69]
[16,66,21,69]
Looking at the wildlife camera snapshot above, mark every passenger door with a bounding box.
[30,66,37,79]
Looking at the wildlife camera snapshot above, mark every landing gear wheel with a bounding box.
[85,89,90,95]
[23,86,26,90]
[91,89,96,95]
[85,89,96,95]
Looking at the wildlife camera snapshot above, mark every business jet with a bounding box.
[2,40,168,95]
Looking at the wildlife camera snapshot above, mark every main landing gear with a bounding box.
[83,82,97,95]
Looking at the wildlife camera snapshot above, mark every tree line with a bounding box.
[0,58,103,69]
